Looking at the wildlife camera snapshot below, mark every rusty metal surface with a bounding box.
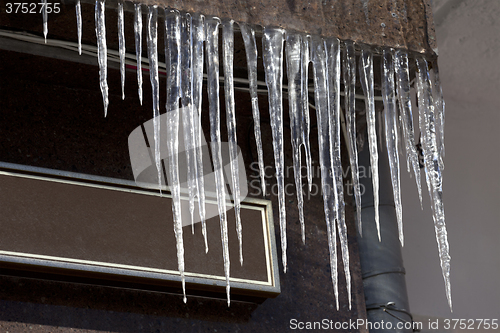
[0,0,437,57]
[129,0,437,57]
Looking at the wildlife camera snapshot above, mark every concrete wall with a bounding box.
[401,0,500,327]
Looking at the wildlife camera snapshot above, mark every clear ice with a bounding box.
[180,13,197,234]
[416,56,452,311]
[43,0,48,42]
[240,23,267,196]
[394,50,422,206]
[76,0,82,55]
[381,49,404,246]
[165,9,187,303]
[359,46,380,240]
[326,38,351,310]
[301,37,313,193]
[118,1,126,100]
[262,27,287,273]
[342,40,362,235]
[134,4,143,105]
[222,20,244,265]
[192,14,208,252]
[206,17,231,306]
[95,0,109,116]
[310,36,339,310]
[431,61,446,170]
[146,6,163,196]
[285,32,306,244]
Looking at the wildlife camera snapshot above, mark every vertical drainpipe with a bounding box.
[356,128,413,332]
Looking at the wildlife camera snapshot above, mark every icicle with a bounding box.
[240,23,266,196]
[146,6,163,196]
[43,0,48,42]
[431,61,445,170]
[359,46,380,241]
[301,37,313,193]
[165,9,187,304]
[262,27,287,273]
[381,49,404,246]
[192,14,208,252]
[310,36,339,311]
[76,0,82,55]
[342,40,362,235]
[95,0,109,116]
[134,4,143,105]
[415,56,452,311]
[118,1,125,100]
[285,32,306,244]
[205,17,231,306]
[326,37,351,310]
[180,13,197,235]
[398,106,410,174]
[394,50,422,206]
[222,20,244,265]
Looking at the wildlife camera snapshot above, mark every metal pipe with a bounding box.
[357,128,413,332]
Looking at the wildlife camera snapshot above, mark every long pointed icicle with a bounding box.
[134,4,143,105]
[394,50,422,206]
[95,0,109,116]
[43,0,48,42]
[146,6,163,196]
[118,1,125,100]
[263,27,287,273]
[240,23,266,197]
[285,32,306,244]
[165,9,187,304]
[206,17,231,306]
[76,0,82,55]
[359,46,380,240]
[310,36,339,311]
[343,41,362,235]
[301,37,313,193]
[222,20,244,265]
[326,38,351,310]
[381,49,404,246]
[192,14,208,252]
[180,13,197,235]
[416,56,452,311]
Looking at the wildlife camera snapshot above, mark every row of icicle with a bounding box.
[41,0,451,310]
